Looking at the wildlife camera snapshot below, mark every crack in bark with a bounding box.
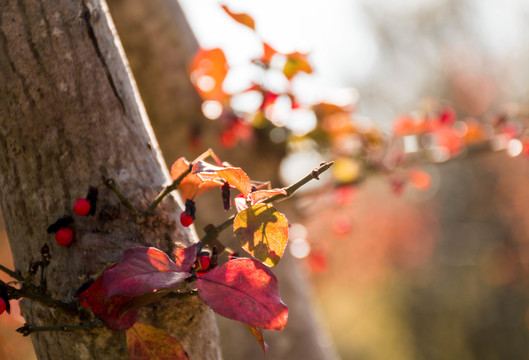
[0,22,36,108]
[16,0,55,91]
[81,1,125,113]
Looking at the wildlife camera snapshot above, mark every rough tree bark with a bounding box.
[0,0,219,359]
[106,1,337,359]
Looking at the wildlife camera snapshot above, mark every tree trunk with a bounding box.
[106,1,338,359]
[0,0,219,359]
[106,0,202,164]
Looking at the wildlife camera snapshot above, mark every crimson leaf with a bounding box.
[174,243,200,273]
[78,271,138,331]
[196,258,288,330]
[103,247,191,298]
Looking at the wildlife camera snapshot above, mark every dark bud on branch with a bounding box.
[185,199,196,220]
[41,244,51,263]
[28,262,40,276]
[16,324,31,336]
[210,246,218,268]
[46,216,73,234]
[73,279,94,298]
[221,182,231,211]
[86,186,99,216]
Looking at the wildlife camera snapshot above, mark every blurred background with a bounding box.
[3,0,529,359]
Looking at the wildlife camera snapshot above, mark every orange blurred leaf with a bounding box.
[221,5,255,30]
[189,48,229,101]
[408,169,432,190]
[262,42,278,64]
[234,204,289,267]
[393,115,428,136]
[127,323,188,360]
[283,52,312,80]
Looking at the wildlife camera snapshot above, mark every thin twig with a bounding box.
[0,264,23,281]
[9,285,78,315]
[16,320,102,336]
[140,162,193,219]
[265,161,334,203]
[104,178,140,220]
[200,161,334,246]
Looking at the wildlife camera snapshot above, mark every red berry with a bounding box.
[0,298,6,315]
[195,255,211,276]
[180,212,194,227]
[55,227,73,246]
[73,198,91,216]
[198,255,210,270]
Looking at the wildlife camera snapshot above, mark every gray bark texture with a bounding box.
[106,1,338,359]
[0,0,220,359]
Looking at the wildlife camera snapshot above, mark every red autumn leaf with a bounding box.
[174,243,201,273]
[78,271,138,331]
[127,323,188,360]
[221,5,255,30]
[283,51,313,80]
[196,258,288,330]
[234,204,289,267]
[247,188,287,204]
[171,157,219,199]
[246,325,269,355]
[103,247,191,298]
[189,48,229,101]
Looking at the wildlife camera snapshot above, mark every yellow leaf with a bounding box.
[234,204,288,267]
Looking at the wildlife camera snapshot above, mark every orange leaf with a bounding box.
[234,204,289,267]
[193,161,252,196]
[127,323,188,360]
[221,5,255,30]
[283,52,313,80]
[217,168,252,197]
[170,158,219,199]
[189,48,229,101]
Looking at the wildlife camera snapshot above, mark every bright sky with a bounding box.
[180,0,529,103]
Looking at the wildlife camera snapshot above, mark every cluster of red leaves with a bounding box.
[79,246,286,356]
[79,154,292,356]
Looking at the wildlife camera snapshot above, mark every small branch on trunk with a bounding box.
[16,320,103,336]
